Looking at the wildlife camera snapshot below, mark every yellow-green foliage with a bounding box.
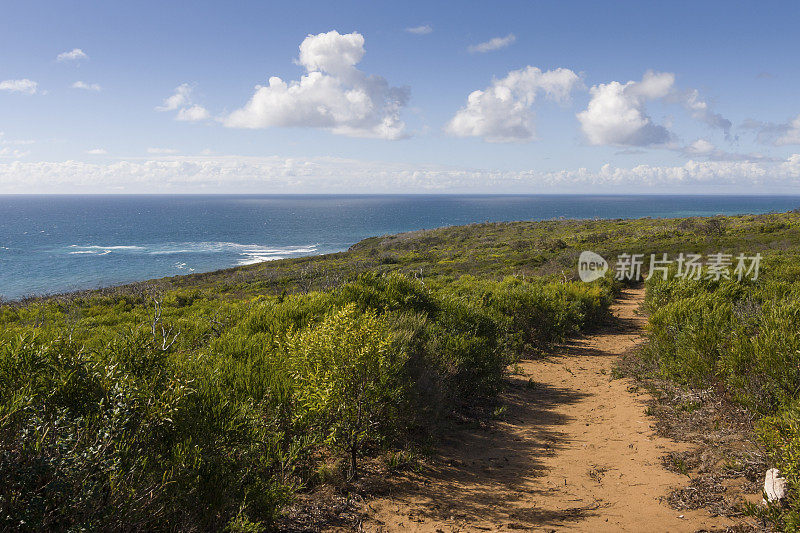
[0,270,612,531]
[283,304,405,478]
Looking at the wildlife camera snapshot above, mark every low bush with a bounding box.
[643,258,800,529]
[0,271,612,530]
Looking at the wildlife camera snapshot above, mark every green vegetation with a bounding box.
[0,266,612,530]
[6,209,800,530]
[644,270,800,529]
[640,218,800,530]
[57,210,800,301]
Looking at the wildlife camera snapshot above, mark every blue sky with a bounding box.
[2,1,800,193]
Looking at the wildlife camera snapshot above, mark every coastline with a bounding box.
[4,195,800,301]
[4,208,797,304]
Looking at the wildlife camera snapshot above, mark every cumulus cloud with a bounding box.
[405,25,432,35]
[224,31,409,140]
[445,66,581,142]
[577,71,675,146]
[71,81,102,92]
[156,84,209,122]
[57,48,88,62]
[783,154,800,177]
[468,34,516,53]
[577,71,732,147]
[0,79,39,95]
[683,138,716,156]
[86,148,107,155]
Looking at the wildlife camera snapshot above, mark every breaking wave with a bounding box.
[64,242,319,266]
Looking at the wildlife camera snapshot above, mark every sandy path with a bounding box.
[358,287,734,532]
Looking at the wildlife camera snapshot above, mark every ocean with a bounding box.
[2,194,799,300]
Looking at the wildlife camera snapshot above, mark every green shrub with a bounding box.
[0,265,614,529]
[643,257,800,529]
[282,304,406,478]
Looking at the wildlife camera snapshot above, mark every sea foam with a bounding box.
[65,241,318,266]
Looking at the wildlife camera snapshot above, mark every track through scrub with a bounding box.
[356,287,738,532]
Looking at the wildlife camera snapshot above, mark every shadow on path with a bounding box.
[374,379,594,527]
[360,289,650,531]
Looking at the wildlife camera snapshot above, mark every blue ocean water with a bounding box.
[1,194,799,300]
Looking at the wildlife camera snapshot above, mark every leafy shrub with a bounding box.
[643,258,800,528]
[282,304,406,478]
[644,292,733,385]
[0,267,613,530]
[758,405,800,531]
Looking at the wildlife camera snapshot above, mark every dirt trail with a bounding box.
[358,287,735,532]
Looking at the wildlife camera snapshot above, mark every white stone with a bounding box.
[763,468,787,504]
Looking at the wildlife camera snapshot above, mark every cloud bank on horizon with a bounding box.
[2,1,800,194]
[3,154,800,194]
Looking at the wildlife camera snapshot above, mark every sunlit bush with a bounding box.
[0,268,612,530]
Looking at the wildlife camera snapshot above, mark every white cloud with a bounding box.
[682,89,731,135]
[578,71,732,147]
[0,133,34,147]
[468,34,516,53]
[577,71,674,146]
[57,48,88,62]
[224,30,410,140]
[297,31,365,75]
[0,79,39,95]
[0,147,30,159]
[147,148,179,154]
[777,115,800,145]
[783,154,800,177]
[4,154,795,194]
[676,138,771,162]
[445,66,581,142]
[748,114,800,146]
[156,84,209,122]
[742,115,800,146]
[405,25,432,35]
[86,148,107,155]
[177,105,210,122]
[71,81,102,92]
[157,84,191,111]
[0,134,31,159]
[684,138,715,155]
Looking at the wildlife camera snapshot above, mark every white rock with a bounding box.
[763,468,787,504]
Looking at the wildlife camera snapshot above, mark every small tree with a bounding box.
[283,304,405,479]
